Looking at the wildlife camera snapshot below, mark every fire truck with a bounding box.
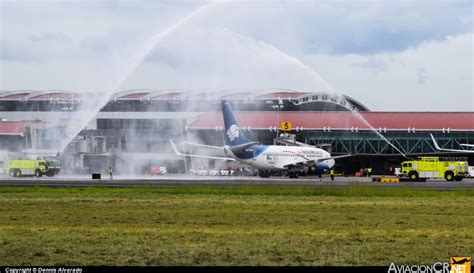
[400,157,469,182]
[4,159,61,177]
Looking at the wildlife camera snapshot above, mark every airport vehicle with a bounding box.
[219,169,234,176]
[208,169,219,176]
[4,159,61,177]
[189,166,209,176]
[149,166,167,175]
[171,101,351,178]
[400,157,469,181]
[468,166,474,178]
[430,134,474,153]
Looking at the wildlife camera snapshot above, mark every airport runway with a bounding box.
[0,174,473,190]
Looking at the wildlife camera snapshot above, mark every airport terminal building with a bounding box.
[0,89,472,175]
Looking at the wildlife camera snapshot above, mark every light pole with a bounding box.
[272,99,284,139]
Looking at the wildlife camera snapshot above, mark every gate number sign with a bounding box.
[280,121,292,131]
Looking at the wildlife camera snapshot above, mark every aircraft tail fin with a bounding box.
[222,100,252,147]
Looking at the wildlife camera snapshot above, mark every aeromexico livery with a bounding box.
[171,101,351,178]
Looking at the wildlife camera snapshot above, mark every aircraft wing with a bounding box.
[460,143,474,148]
[182,142,263,152]
[283,154,352,169]
[169,140,236,161]
[316,154,353,162]
[229,142,261,153]
[430,134,474,153]
[181,141,225,150]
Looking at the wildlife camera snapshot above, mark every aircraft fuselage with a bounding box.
[226,144,334,171]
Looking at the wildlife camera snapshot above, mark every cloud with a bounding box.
[196,1,472,54]
[350,55,392,71]
[30,32,73,43]
[0,38,43,62]
[1,1,471,63]
[0,1,472,111]
[118,27,343,95]
[145,48,181,67]
[416,67,427,85]
[300,33,473,111]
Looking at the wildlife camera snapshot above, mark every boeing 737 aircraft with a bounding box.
[430,134,474,153]
[171,101,351,178]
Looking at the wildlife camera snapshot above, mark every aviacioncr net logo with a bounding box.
[387,257,471,273]
[450,257,471,273]
[227,124,239,141]
[388,262,450,273]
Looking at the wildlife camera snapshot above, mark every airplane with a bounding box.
[451,257,471,265]
[170,100,351,178]
[430,134,474,153]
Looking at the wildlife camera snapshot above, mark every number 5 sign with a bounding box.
[280,121,292,131]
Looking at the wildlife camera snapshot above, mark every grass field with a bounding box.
[0,185,472,266]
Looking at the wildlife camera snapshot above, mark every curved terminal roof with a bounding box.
[0,89,370,111]
[0,90,87,101]
[0,90,34,100]
[0,90,471,132]
[188,111,474,132]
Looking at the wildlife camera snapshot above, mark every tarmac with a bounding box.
[0,174,473,190]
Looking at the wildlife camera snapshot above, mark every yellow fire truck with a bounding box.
[400,157,468,182]
[3,159,61,177]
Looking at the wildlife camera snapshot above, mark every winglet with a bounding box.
[169,139,183,155]
[430,134,474,153]
[430,134,441,150]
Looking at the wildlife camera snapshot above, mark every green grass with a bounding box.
[0,185,472,266]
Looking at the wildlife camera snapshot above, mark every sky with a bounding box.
[0,0,472,111]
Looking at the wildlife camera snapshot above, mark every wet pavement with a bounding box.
[0,174,473,190]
